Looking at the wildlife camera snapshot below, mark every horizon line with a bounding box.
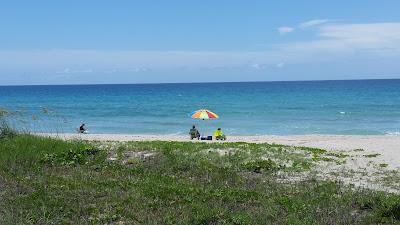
[1,77,400,87]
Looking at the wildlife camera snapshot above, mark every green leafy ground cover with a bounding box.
[1,133,400,225]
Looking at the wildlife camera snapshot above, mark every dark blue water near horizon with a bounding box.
[1,79,400,135]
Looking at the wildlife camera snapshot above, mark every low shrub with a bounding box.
[0,121,16,139]
[41,145,100,166]
[380,201,400,221]
[241,159,280,173]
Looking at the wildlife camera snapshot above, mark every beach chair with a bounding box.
[215,135,226,140]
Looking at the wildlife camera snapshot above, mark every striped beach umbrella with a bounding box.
[190,109,219,120]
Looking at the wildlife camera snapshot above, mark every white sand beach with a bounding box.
[39,133,400,169]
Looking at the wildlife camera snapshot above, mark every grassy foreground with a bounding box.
[1,134,400,225]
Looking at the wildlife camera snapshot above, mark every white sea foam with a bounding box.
[385,131,400,136]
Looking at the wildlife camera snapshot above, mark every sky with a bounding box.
[1,0,400,85]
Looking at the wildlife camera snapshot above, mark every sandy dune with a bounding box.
[38,133,400,169]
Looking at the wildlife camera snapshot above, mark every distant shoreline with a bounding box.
[1,77,399,87]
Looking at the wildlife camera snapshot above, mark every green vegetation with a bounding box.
[364,153,382,158]
[0,120,16,139]
[241,158,280,173]
[0,109,17,139]
[326,152,349,158]
[1,133,400,225]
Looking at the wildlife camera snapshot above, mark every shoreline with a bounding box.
[38,133,400,169]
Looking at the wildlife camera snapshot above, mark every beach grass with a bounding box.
[1,133,400,224]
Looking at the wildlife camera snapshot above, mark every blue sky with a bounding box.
[1,0,400,85]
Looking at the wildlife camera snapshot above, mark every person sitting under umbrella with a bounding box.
[214,128,226,140]
[189,125,200,140]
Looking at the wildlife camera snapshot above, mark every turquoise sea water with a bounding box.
[1,80,400,135]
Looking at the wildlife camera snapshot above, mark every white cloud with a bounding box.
[299,19,329,28]
[129,67,149,72]
[278,26,294,34]
[0,50,278,73]
[319,23,400,43]
[285,22,400,55]
[1,22,400,84]
[56,68,93,74]
[250,63,269,70]
[250,63,261,69]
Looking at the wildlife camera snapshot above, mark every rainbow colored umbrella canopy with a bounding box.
[190,109,219,120]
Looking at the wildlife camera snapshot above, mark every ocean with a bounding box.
[1,79,400,135]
